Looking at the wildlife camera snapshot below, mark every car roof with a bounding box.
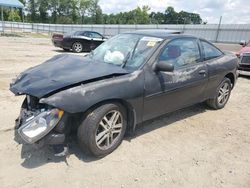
[125,30,196,39]
[74,30,100,33]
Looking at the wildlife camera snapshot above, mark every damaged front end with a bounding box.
[15,95,67,147]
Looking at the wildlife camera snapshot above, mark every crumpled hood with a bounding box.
[10,54,128,98]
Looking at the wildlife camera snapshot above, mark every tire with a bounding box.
[206,78,232,110]
[72,42,83,53]
[77,103,127,157]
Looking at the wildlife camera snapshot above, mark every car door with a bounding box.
[76,31,91,51]
[200,40,225,99]
[143,37,208,121]
[89,32,105,50]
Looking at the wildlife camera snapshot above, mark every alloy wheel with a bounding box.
[217,82,230,105]
[73,42,83,52]
[95,110,123,150]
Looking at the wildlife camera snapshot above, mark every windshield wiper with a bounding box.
[121,38,141,68]
[121,52,131,68]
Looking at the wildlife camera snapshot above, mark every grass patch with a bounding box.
[0,33,23,37]
[0,32,51,38]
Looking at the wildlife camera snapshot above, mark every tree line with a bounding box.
[2,0,205,24]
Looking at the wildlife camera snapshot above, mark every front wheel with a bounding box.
[77,103,127,157]
[206,78,232,110]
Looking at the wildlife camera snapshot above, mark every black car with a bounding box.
[238,53,250,76]
[10,30,238,157]
[52,30,106,53]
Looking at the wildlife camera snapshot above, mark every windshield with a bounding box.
[89,34,163,68]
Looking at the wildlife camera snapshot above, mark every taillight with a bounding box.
[53,34,63,41]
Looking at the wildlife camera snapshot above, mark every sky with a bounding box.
[99,0,250,24]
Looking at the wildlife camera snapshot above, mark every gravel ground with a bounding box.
[0,36,249,188]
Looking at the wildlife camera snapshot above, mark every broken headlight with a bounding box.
[18,108,64,143]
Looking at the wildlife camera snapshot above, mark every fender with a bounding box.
[40,70,145,124]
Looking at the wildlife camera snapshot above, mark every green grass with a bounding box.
[0,32,51,38]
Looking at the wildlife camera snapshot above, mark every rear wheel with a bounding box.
[77,103,127,157]
[72,42,83,53]
[206,78,232,109]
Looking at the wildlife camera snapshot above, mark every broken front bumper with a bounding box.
[15,107,66,145]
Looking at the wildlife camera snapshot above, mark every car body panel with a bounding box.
[40,71,145,124]
[238,46,250,54]
[204,54,238,98]
[143,62,208,121]
[10,54,128,98]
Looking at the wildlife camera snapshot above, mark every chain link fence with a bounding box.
[1,21,250,43]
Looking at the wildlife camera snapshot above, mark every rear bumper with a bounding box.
[52,39,64,48]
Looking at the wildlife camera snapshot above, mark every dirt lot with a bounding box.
[0,36,249,188]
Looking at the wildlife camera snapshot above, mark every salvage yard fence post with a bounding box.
[215,16,222,42]
[1,6,3,33]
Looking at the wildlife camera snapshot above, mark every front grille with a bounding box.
[26,95,39,110]
[241,55,250,64]
[238,64,250,71]
[26,95,47,111]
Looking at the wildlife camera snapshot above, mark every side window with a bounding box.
[201,41,223,60]
[79,32,86,36]
[84,31,92,38]
[91,32,103,39]
[75,31,85,36]
[159,38,201,68]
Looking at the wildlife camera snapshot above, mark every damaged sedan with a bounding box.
[10,30,238,157]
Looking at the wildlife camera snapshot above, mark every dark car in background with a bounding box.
[238,53,250,76]
[10,30,238,157]
[52,31,106,53]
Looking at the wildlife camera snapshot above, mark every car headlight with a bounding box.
[18,108,64,143]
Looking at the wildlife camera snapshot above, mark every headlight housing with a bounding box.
[18,108,64,143]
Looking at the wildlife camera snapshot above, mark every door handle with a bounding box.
[199,70,206,75]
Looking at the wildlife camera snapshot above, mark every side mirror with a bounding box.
[154,61,174,72]
[239,40,246,47]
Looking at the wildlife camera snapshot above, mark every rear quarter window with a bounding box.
[201,41,223,60]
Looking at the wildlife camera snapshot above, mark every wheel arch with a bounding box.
[82,98,137,135]
[225,72,235,89]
